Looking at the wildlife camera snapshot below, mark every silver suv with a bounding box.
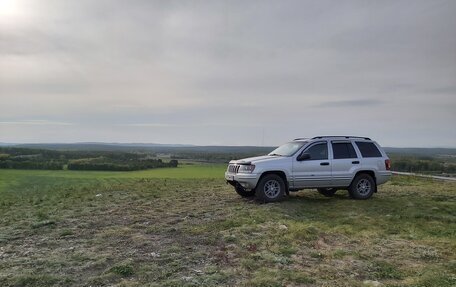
[225,136,391,202]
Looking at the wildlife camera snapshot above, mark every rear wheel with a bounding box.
[235,185,255,197]
[317,188,337,197]
[255,174,286,203]
[349,174,376,199]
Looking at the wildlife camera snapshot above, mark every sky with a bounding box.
[0,0,455,147]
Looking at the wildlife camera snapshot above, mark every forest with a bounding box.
[0,147,178,171]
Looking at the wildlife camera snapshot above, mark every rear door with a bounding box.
[330,141,360,187]
[293,141,332,188]
[354,141,385,174]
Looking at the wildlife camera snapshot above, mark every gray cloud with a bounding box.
[0,0,455,147]
[0,120,74,126]
[314,99,385,108]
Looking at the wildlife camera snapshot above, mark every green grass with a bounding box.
[0,165,455,286]
[0,162,223,182]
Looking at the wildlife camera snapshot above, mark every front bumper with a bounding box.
[225,172,260,190]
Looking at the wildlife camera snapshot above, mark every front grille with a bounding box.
[228,164,240,173]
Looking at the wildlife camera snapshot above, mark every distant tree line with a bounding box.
[0,160,64,170]
[67,158,178,171]
[389,155,456,174]
[170,152,264,163]
[0,148,178,171]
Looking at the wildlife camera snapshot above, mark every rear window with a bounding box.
[355,142,382,158]
[332,142,358,159]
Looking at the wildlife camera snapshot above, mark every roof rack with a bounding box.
[311,136,371,140]
[293,137,309,141]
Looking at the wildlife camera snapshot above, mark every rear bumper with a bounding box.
[377,171,392,185]
[225,172,260,190]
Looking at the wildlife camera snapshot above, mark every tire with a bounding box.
[348,174,376,199]
[255,174,286,203]
[317,188,337,197]
[235,185,255,197]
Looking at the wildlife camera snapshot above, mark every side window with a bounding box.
[304,143,328,160]
[332,142,358,159]
[355,141,382,158]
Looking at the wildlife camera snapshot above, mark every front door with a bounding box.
[293,142,332,188]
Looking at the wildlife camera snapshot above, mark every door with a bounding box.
[293,142,332,188]
[330,141,359,187]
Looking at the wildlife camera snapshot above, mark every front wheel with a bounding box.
[317,188,337,197]
[255,174,286,203]
[235,185,255,197]
[349,174,376,199]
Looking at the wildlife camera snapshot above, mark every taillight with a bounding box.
[385,159,391,170]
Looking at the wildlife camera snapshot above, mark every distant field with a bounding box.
[0,163,224,182]
[0,165,455,286]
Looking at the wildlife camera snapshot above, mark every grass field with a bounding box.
[0,164,455,287]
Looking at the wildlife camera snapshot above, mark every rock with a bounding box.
[95,194,102,197]
[363,280,382,287]
[150,252,160,258]
[182,276,193,281]
[192,269,203,274]
[278,224,288,230]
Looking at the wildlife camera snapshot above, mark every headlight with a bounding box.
[238,164,255,173]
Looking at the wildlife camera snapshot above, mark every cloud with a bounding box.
[314,99,385,108]
[0,0,455,146]
[0,120,74,126]
[120,123,262,128]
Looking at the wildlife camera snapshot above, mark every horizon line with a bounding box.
[1,142,455,149]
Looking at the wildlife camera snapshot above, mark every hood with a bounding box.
[230,155,282,165]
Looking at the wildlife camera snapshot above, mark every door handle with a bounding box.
[320,162,329,166]
[352,161,360,164]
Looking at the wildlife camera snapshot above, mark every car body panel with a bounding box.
[292,158,332,188]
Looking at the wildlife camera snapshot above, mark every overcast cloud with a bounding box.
[0,0,455,147]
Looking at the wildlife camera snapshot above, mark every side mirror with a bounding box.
[297,153,310,161]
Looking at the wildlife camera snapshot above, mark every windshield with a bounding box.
[268,142,306,157]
